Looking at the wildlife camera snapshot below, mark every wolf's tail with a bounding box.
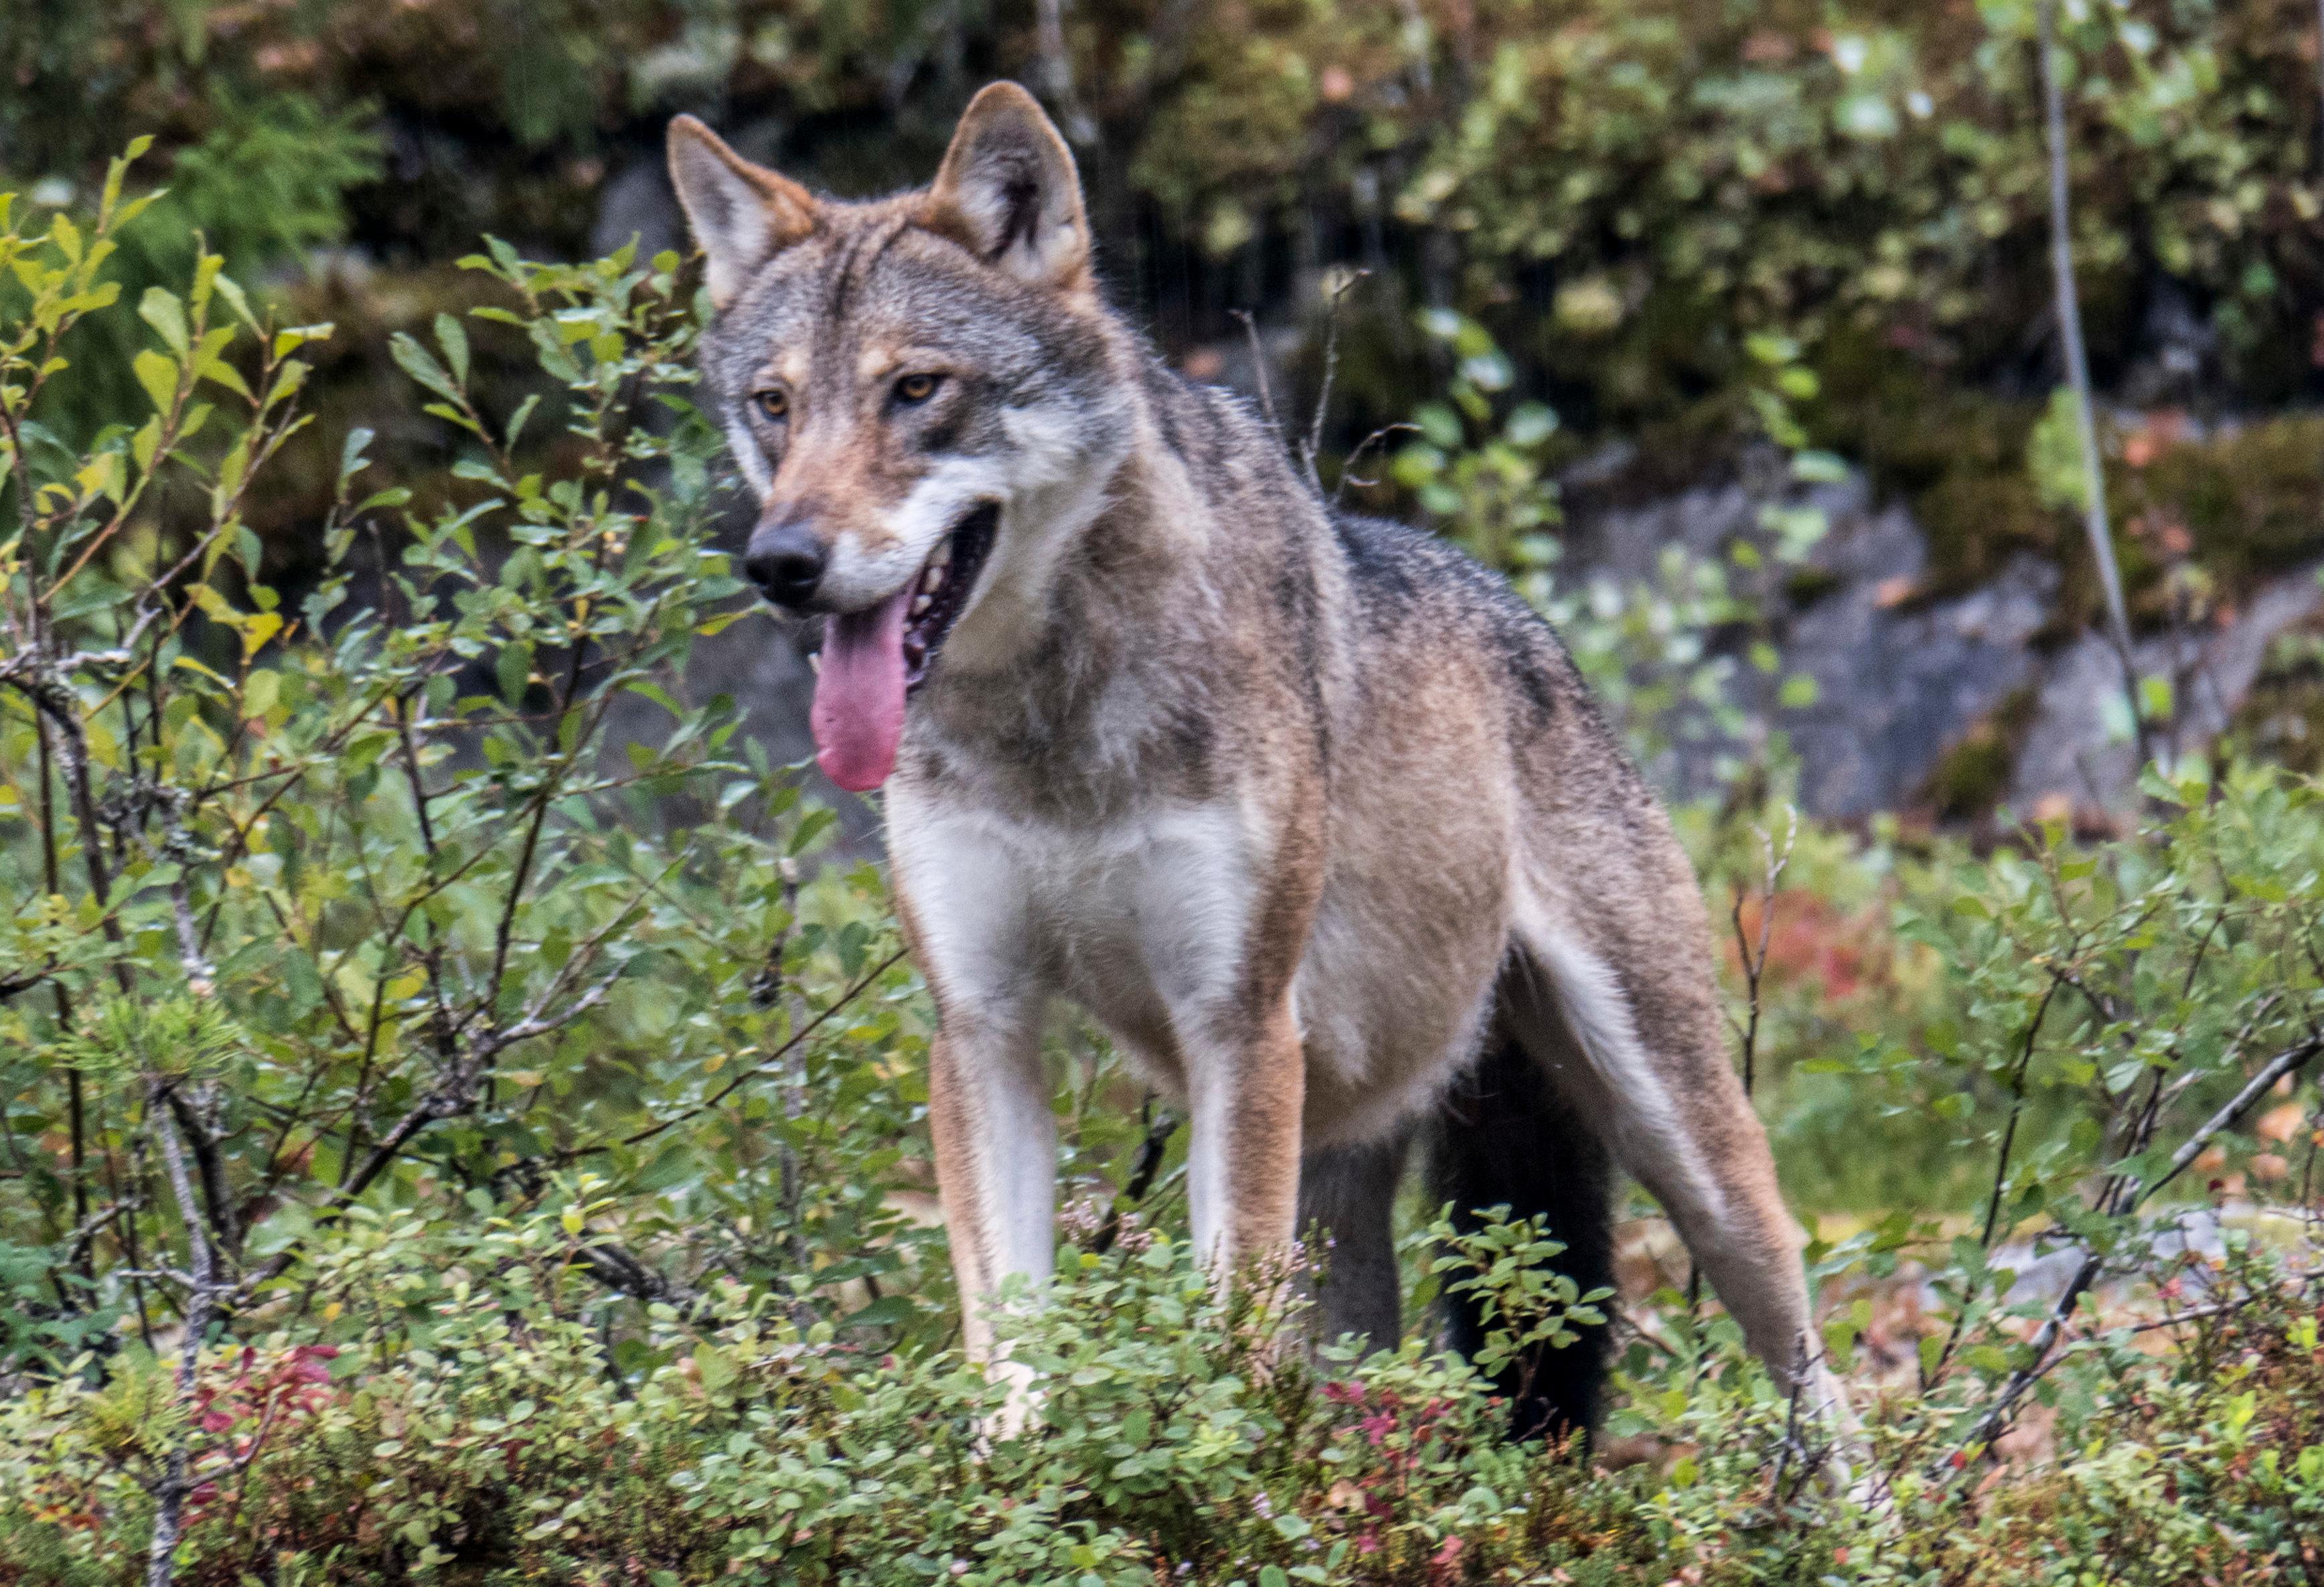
[1426,1031,1617,1443]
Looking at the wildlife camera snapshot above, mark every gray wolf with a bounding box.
[668,83,1842,1437]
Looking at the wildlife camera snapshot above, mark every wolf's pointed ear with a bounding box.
[666,115,817,309]
[922,82,1091,293]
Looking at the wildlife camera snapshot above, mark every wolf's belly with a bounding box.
[1290,879,1511,1150]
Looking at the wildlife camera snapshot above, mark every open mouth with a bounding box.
[808,501,1000,793]
[900,502,999,691]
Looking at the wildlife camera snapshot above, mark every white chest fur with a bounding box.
[885,785,1262,1082]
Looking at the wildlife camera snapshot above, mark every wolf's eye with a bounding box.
[752,388,788,423]
[893,372,941,405]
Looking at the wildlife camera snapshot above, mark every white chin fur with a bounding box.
[817,459,1008,613]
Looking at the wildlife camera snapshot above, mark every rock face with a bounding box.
[1776,544,2054,819]
[2010,568,2324,814]
[1565,465,2059,818]
[1560,454,2322,822]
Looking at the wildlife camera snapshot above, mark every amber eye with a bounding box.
[893,372,940,405]
[752,388,788,423]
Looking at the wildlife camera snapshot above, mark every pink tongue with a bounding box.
[810,589,912,791]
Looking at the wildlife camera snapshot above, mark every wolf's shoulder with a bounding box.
[1326,511,1605,729]
[1328,512,1532,621]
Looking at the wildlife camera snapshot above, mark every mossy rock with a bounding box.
[2230,611,2324,776]
[1916,682,2043,826]
[2116,414,2324,595]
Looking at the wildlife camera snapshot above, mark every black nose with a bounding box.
[743,518,827,609]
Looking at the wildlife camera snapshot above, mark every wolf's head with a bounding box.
[669,83,1129,792]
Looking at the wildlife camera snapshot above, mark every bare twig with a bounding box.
[2137,1035,2323,1207]
[1726,810,1795,1099]
[1767,1333,1818,1505]
[1332,422,1421,507]
[145,1082,224,1587]
[1301,269,1370,495]
[1948,1031,2324,1466]
[64,1198,141,1268]
[1032,0,1098,147]
[1092,1101,1181,1254]
[1228,309,1281,439]
[2037,0,2149,765]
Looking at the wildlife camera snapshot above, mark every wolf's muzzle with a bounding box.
[743,516,828,610]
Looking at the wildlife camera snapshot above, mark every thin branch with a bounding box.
[1332,422,1421,507]
[145,1083,223,1587]
[1301,269,1369,495]
[1228,309,1281,440]
[1727,810,1794,1098]
[2037,0,2149,765]
[1948,1031,2323,1466]
[1032,0,1098,147]
[2138,1035,2324,1207]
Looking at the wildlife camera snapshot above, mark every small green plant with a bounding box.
[1429,1204,1613,1387]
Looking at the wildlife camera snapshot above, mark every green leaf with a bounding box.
[435,311,469,387]
[2027,386,2092,514]
[138,286,189,358]
[497,641,534,706]
[340,427,375,485]
[691,1345,737,1394]
[132,349,179,415]
[389,331,461,402]
[211,271,256,331]
[505,392,541,450]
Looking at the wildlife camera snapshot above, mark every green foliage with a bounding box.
[1430,1205,1613,1383]
[0,160,942,1400]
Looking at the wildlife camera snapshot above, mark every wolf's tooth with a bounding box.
[911,593,932,616]
[922,563,944,593]
[808,651,822,675]
[930,538,953,566]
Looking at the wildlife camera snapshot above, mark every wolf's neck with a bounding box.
[905,339,1326,807]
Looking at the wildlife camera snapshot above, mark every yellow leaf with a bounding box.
[133,348,179,415]
[240,611,283,658]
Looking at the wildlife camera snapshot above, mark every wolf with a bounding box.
[668,83,1842,1438]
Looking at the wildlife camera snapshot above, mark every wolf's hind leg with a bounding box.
[1503,911,1822,1398]
[1298,1130,1411,1359]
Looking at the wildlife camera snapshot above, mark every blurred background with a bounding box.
[7,0,2324,830]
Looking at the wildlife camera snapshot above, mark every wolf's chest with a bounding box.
[886,791,1260,1071]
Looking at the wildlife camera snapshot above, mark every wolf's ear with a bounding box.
[922,82,1090,293]
[666,115,817,309]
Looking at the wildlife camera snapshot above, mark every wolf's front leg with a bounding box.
[1183,996,1306,1273]
[926,1015,1055,1368]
